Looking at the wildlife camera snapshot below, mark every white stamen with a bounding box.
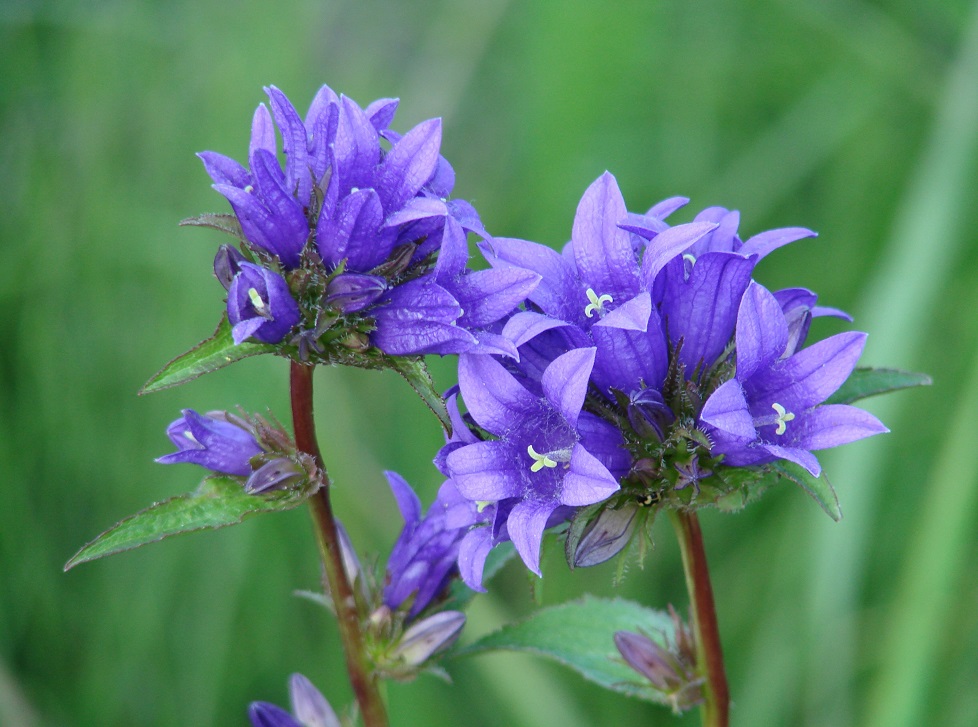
[584,288,614,318]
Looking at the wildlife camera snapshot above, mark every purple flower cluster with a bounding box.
[199,86,538,358]
[435,171,886,579]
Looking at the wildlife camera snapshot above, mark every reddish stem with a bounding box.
[290,362,389,727]
[671,510,729,727]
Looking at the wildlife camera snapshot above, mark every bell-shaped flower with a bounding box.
[699,282,888,476]
[156,409,263,476]
[227,262,301,345]
[444,347,628,575]
[383,473,479,618]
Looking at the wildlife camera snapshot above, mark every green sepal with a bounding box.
[140,316,274,394]
[772,460,842,521]
[825,366,932,405]
[179,213,246,242]
[64,475,316,570]
[456,595,678,706]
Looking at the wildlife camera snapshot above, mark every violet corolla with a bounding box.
[443,347,629,575]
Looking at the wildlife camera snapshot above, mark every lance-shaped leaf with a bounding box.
[456,596,680,705]
[773,460,842,521]
[140,316,274,394]
[65,475,316,570]
[824,366,932,405]
[179,212,246,242]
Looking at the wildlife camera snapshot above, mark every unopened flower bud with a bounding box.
[244,457,305,494]
[213,244,246,290]
[289,673,340,727]
[156,409,263,476]
[324,272,387,314]
[391,610,466,666]
[573,503,639,567]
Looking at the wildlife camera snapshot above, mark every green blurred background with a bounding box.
[3,0,978,724]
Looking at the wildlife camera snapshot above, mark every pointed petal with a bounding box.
[759,443,822,476]
[480,237,579,322]
[591,318,669,395]
[249,103,277,159]
[792,404,888,450]
[433,215,468,283]
[457,351,538,433]
[197,151,250,188]
[264,86,310,202]
[334,95,381,193]
[639,221,718,288]
[541,347,596,427]
[458,527,493,591]
[736,282,789,380]
[593,292,652,332]
[647,196,690,219]
[660,251,754,373]
[376,118,442,211]
[562,444,620,506]
[365,97,399,130]
[316,187,387,270]
[289,673,341,727]
[386,196,449,229]
[384,471,422,526]
[699,380,756,440]
[507,499,557,576]
[445,441,524,501]
[576,412,630,478]
[572,172,638,299]
[749,332,868,410]
[740,227,817,259]
[502,311,574,348]
[454,268,541,328]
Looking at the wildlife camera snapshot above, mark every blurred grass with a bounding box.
[1,1,976,725]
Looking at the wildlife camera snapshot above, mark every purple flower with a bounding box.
[383,472,479,618]
[248,673,340,727]
[200,85,532,358]
[444,347,628,575]
[227,262,301,345]
[156,409,263,476]
[699,282,888,475]
[483,172,718,394]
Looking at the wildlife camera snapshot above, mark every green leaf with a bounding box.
[825,366,932,405]
[139,316,274,394]
[457,595,678,705]
[773,461,842,521]
[179,212,246,241]
[65,476,314,570]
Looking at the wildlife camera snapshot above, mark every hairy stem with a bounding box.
[670,510,729,727]
[290,362,389,727]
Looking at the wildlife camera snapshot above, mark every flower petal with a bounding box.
[561,444,620,506]
[375,118,442,211]
[791,404,888,451]
[506,499,557,576]
[541,347,596,428]
[445,441,524,501]
[740,227,816,260]
[385,471,422,527]
[736,282,789,380]
[458,352,538,434]
[458,527,493,592]
[572,172,638,300]
[639,221,718,288]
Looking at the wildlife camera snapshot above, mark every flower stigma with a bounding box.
[584,288,614,318]
[527,444,559,472]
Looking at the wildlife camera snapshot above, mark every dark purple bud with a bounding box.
[156,409,263,476]
[628,388,674,442]
[244,457,305,494]
[227,262,301,345]
[573,503,639,567]
[391,610,466,666]
[614,631,685,692]
[324,272,387,314]
[214,244,246,290]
